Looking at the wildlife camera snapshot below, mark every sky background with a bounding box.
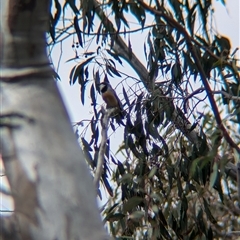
[55,0,239,123]
[0,0,239,214]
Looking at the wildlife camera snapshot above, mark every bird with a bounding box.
[97,82,125,124]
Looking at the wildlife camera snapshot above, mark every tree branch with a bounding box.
[184,87,240,112]
[93,0,202,147]
[92,0,237,181]
[94,107,113,188]
[138,0,240,155]
[0,0,110,239]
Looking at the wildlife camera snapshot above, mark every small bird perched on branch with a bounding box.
[97,82,125,125]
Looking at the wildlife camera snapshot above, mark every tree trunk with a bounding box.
[0,1,109,239]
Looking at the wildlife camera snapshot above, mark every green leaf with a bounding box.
[118,160,125,175]
[128,38,133,60]
[102,174,113,197]
[80,78,87,104]
[197,208,206,234]
[73,16,83,47]
[209,162,218,189]
[129,211,145,220]
[49,0,62,41]
[64,0,79,14]
[106,49,123,65]
[123,197,143,213]
[70,56,94,85]
[105,213,125,222]
[171,62,182,86]
[90,83,96,106]
[169,0,184,24]
[203,197,217,224]
[105,203,119,214]
[106,63,121,77]
[207,226,213,240]
[129,2,146,28]
[190,156,211,177]
[81,137,92,152]
[158,209,168,227]
[119,173,133,184]
[187,3,197,36]
[122,86,130,107]
[82,140,94,168]
[148,166,157,179]
[159,221,172,240]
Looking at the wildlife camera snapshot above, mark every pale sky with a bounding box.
[56,0,239,122]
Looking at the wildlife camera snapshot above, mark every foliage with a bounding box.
[49,0,240,239]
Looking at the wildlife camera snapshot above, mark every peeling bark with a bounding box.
[0,1,110,239]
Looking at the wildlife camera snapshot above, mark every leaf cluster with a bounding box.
[49,0,240,239]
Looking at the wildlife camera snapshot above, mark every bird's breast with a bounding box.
[102,92,119,108]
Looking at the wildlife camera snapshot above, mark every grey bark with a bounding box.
[0,1,109,239]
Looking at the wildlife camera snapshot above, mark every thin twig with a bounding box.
[184,87,240,112]
[237,162,240,208]
[93,107,115,188]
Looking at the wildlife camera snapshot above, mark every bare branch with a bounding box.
[94,107,113,188]
[237,162,240,207]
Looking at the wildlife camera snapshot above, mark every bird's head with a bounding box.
[97,82,110,94]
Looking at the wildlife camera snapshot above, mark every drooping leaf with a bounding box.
[64,0,79,15]
[49,0,61,41]
[118,160,125,176]
[122,87,130,107]
[203,197,217,224]
[169,0,184,24]
[187,3,197,36]
[123,197,143,213]
[159,220,172,240]
[171,62,182,86]
[207,226,213,240]
[90,83,96,106]
[128,37,132,60]
[106,63,122,77]
[105,213,125,222]
[70,56,94,85]
[73,16,83,47]
[94,70,100,85]
[209,162,218,189]
[102,174,113,197]
[81,137,93,152]
[106,49,123,65]
[197,208,206,235]
[81,138,94,168]
[80,78,87,105]
[129,211,145,220]
[129,1,146,28]
[53,0,61,26]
